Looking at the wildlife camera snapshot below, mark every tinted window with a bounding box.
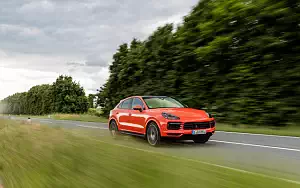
[132,98,145,109]
[143,97,185,109]
[120,98,133,109]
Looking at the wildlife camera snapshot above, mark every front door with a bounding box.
[130,97,147,134]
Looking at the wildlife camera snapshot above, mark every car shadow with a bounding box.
[124,135,217,148]
[160,139,217,148]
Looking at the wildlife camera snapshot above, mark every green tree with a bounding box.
[1,75,89,115]
[98,0,300,126]
[88,94,95,108]
[52,75,88,113]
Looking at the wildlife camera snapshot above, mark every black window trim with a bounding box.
[117,101,123,109]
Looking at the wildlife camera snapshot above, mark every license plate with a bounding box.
[192,130,206,135]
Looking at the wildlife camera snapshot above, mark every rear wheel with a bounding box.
[193,135,210,144]
[109,120,119,139]
[146,123,161,146]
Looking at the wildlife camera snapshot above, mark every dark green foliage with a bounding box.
[26,84,53,115]
[98,0,300,126]
[88,94,95,108]
[0,75,88,115]
[52,75,88,114]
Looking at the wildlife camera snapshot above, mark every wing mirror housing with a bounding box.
[133,105,143,112]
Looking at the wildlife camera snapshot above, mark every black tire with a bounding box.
[146,122,161,146]
[193,135,210,144]
[109,120,119,139]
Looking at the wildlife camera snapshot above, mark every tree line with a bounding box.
[0,75,89,115]
[98,0,300,126]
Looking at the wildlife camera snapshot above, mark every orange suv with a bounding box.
[108,96,216,146]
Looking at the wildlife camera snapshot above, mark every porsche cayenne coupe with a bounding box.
[108,96,216,146]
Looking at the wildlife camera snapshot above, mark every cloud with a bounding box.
[0,0,198,99]
[67,62,85,66]
[0,65,110,100]
[19,0,55,13]
[0,67,59,99]
[85,53,109,67]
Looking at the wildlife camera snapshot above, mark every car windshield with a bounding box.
[142,97,185,109]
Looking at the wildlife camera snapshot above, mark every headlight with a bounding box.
[162,112,180,120]
[206,112,213,118]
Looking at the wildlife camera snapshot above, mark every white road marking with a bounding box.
[216,131,300,139]
[77,125,108,129]
[40,120,53,124]
[82,137,300,185]
[210,140,300,152]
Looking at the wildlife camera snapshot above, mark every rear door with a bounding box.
[117,98,133,131]
[130,97,147,134]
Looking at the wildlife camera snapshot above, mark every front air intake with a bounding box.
[167,122,181,130]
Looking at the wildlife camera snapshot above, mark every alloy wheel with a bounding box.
[147,124,160,146]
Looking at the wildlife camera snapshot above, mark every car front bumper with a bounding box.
[161,127,216,138]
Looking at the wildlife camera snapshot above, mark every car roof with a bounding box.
[142,96,169,98]
[120,96,168,102]
[131,96,168,98]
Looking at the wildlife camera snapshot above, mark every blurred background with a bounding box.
[1,1,300,188]
[1,0,300,128]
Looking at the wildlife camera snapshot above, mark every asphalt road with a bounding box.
[2,116,300,182]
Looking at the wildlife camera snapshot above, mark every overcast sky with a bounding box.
[0,0,198,99]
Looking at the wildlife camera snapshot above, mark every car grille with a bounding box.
[184,121,215,130]
[167,122,181,130]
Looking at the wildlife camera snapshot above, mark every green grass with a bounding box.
[49,113,107,123]
[1,113,108,123]
[217,123,300,137]
[0,119,299,188]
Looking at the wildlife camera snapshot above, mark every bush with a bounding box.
[88,108,103,117]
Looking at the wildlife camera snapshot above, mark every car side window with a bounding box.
[132,98,145,109]
[120,98,133,109]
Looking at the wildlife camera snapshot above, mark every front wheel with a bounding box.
[146,123,161,146]
[193,135,210,144]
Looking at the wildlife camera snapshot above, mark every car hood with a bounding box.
[150,108,209,120]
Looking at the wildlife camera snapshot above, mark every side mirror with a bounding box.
[133,105,143,112]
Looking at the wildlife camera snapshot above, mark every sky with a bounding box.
[0,0,198,100]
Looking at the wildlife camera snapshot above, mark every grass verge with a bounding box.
[49,113,107,123]
[217,123,300,137]
[0,119,299,188]
[0,113,107,123]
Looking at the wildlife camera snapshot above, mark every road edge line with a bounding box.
[210,140,300,152]
[216,130,300,139]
